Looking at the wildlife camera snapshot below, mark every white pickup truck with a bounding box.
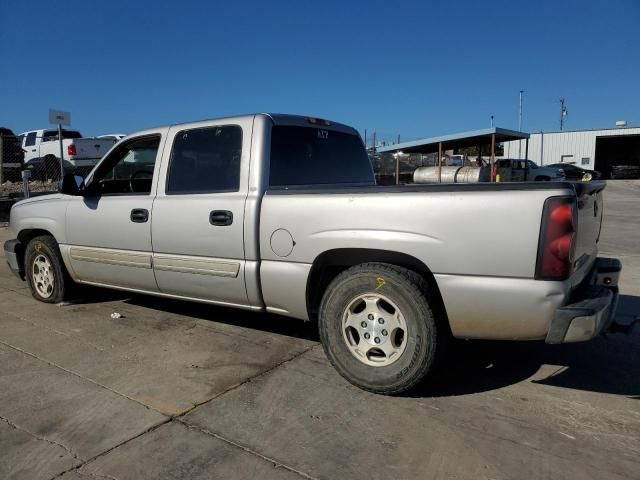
[4,114,624,395]
[19,129,116,177]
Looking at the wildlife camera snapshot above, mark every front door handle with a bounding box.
[210,210,233,226]
[130,208,149,223]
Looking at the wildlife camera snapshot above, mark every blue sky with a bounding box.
[1,0,639,140]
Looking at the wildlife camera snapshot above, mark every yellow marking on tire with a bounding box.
[376,277,386,290]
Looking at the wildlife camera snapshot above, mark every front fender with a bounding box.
[10,194,70,244]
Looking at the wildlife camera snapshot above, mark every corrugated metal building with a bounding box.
[502,126,640,176]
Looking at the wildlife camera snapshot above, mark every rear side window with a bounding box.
[167,125,242,194]
[269,126,374,187]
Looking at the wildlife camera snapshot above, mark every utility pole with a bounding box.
[490,115,494,128]
[560,98,567,130]
[518,90,524,158]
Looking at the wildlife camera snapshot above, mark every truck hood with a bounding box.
[13,193,65,207]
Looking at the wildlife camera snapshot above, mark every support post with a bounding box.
[438,142,442,183]
[490,133,496,182]
[22,169,30,199]
[0,133,4,186]
[395,154,400,185]
[58,123,64,188]
[524,137,530,180]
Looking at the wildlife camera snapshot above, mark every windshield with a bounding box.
[269,125,374,187]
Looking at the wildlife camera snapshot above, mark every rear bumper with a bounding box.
[4,239,24,279]
[546,257,622,344]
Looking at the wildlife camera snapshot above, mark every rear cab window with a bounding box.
[269,125,374,188]
[42,130,82,142]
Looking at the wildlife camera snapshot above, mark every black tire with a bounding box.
[318,263,446,395]
[43,155,62,181]
[24,235,73,303]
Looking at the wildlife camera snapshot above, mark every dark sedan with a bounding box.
[547,163,601,182]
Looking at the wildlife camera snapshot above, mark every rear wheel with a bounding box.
[25,235,73,303]
[318,263,446,394]
[42,155,61,181]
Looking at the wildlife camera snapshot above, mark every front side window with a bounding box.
[88,135,160,195]
[166,125,242,194]
[25,132,37,147]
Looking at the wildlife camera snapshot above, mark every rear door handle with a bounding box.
[130,208,149,223]
[210,210,233,226]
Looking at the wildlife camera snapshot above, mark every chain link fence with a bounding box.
[0,131,80,221]
[0,132,98,208]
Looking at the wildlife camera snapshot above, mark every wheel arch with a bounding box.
[306,248,448,325]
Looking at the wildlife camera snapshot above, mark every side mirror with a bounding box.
[61,173,85,196]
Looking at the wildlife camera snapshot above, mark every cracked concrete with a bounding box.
[1,415,83,462]
[1,180,639,479]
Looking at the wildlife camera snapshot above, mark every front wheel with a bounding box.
[25,235,72,303]
[318,263,445,395]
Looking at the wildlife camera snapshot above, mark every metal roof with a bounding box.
[376,127,530,154]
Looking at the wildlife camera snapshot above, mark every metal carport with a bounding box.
[376,127,530,183]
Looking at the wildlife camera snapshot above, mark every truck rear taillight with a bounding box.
[67,144,77,156]
[536,197,576,280]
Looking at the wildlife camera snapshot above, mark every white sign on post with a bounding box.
[48,109,71,126]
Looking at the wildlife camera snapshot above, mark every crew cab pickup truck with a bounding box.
[4,114,622,394]
[19,129,116,175]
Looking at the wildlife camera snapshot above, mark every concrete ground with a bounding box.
[0,181,638,480]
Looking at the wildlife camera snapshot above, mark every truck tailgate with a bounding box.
[70,138,115,159]
[573,181,606,272]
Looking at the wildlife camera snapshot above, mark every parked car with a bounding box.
[4,113,622,394]
[19,129,116,178]
[609,164,640,179]
[0,127,25,181]
[97,133,127,142]
[547,163,601,182]
[496,159,565,181]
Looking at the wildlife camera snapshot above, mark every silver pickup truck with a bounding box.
[4,114,622,394]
